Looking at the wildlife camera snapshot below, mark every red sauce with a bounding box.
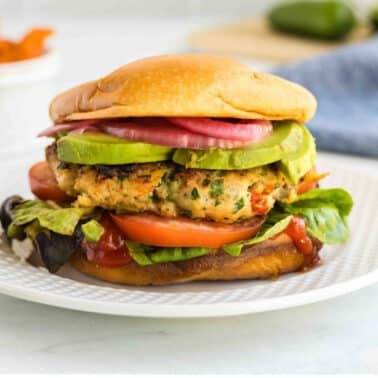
[285,216,320,270]
[82,217,132,268]
[251,184,274,215]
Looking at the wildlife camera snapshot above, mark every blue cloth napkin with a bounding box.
[274,37,378,158]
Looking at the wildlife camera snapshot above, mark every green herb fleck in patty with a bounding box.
[210,179,224,198]
[233,197,245,214]
[191,187,200,200]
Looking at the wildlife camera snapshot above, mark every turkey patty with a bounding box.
[46,144,297,223]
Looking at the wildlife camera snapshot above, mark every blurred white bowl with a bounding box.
[0,49,60,87]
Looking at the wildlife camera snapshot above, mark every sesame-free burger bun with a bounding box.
[50,54,316,124]
[70,234,322,286]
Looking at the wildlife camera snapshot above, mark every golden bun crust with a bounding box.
[70,234,322,286]
[50,54,316,123]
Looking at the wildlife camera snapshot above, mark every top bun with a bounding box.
[49,54,316,123]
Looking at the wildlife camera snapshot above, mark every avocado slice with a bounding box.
[57,132,173,165]
[172,121,303,170]
[278,125,316,184]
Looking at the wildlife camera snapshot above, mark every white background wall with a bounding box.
[1,0,376,18]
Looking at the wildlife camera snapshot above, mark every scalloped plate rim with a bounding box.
[0,265,378,318]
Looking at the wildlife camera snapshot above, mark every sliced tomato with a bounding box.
[28,161,72,202]
[297,180,317,195]
[83,217,132,268]
[111,213,265,248]
[297,168,329,194]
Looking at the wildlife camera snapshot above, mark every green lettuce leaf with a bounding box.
[9,200,92,236]
[81,219,104,242]
[223,214,292,256]
[285,188,353,217]
[126,241,211,266]
[280,188,353,244]
[224,188,353,256]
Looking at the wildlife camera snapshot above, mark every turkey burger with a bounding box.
[1,55,353,285]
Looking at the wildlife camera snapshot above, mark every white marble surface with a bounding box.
[0,285,377,374]
[1,14,378,374]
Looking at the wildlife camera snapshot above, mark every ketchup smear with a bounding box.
[83,217,133,268]
[82,215,321,271]
[285,216,321,270]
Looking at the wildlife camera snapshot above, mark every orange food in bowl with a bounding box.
[0,28,54,63]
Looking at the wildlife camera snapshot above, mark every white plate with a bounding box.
[0,153,377,318]
[0,49,60,87]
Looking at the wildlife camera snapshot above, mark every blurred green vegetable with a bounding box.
[268,0,356,40]
[371,6,378,29]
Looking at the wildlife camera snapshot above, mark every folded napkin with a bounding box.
[274,37,378,158]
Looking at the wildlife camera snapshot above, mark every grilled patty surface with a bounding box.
[46,144,297,223]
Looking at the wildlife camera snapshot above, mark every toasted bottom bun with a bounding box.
[70,234,322,286]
